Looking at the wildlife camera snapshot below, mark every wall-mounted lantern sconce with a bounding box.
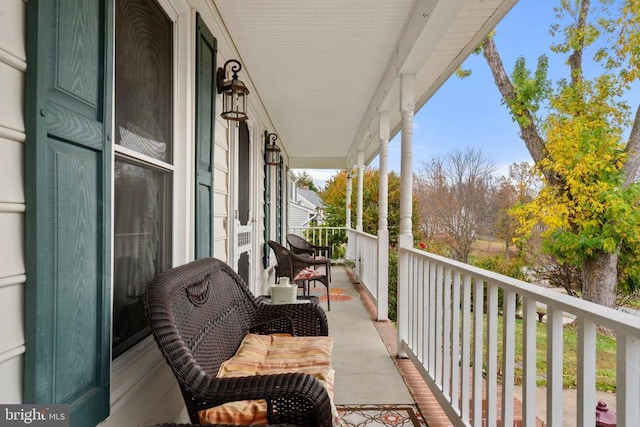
[264,131,281,166]
[216,59,250,121]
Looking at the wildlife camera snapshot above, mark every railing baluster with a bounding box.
[577,318,596,427]
[472,276,483,427]
[443,267,452,397]
[547,307,564,426]
[450,270,461,413]
[617,334,640,425]
[435,263,444,387]
[417,257,425,363]
[419,258,426,364]
[428,259,436,375]
[486,282,498,427]
[409,255,416,349]
[404,254,411,348]
[461,274,471,423]
[414,255,420,350]
[502,290,516,426]
[522,297,537,427]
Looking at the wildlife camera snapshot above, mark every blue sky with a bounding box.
[301,0,637,188]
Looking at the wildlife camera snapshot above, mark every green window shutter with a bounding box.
[276,157,284,243]
[195,13,217,259]
[263,132,271,268]
[24,1,113,426]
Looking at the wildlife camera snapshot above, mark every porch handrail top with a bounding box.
[347,229,378,239]
[401,246,640,336]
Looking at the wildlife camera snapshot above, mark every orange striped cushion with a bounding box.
[198,334,340,426]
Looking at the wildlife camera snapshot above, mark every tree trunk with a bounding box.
[582,250,618,308]
[481,38,551,178]
[480,0,632,309]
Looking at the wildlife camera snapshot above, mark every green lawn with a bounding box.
[488,316,617,392]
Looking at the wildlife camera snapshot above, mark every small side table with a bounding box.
[257,295,319,305]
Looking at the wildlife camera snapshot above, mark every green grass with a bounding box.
[487,316,618,392]
[619,295,640,310]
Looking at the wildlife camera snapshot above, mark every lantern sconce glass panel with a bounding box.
[216,59,249,121]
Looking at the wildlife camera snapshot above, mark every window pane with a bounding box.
[115,0,173,162]
[113,159,172,358]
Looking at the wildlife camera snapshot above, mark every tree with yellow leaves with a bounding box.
[482,0,640,307]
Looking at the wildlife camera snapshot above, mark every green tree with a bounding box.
[480,0,640,307]
[320,167,421,246]
[293,170,319,192]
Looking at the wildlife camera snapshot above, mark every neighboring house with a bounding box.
[0,1,517,426]
[289,186,324,231]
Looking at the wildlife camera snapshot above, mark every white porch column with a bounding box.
[345,169,353,229]
[356,149,364,232]
[377,112,390,321]
[397,73,415,357]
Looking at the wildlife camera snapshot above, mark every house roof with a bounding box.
[297,188,323,208]
[215,0,517,169]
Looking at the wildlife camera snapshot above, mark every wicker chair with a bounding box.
[268,240,331,311]
[286,234,332,258]
[145,257,332,426]
[286,234,332,281]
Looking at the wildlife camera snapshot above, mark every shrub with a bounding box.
[388,249,398,322]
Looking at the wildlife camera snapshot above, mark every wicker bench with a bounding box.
[145,257,335,427]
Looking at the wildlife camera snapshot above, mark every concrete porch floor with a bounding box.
[323,267,454,426]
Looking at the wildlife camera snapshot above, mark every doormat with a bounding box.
[309,287,359,302]
[336,404,427,427]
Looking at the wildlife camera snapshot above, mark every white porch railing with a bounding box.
[345,229,379,301]
[287,226,347,261]
[397,246,640,426]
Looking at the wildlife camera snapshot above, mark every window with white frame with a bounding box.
[112,0,173,358]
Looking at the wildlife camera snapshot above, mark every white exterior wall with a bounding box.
[0,0,276,424]
[213,115,230,261]
[289,204,314,229]
[0,0,27,406]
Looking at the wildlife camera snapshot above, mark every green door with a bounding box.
[24,0,113,426]
[195,14,217,259]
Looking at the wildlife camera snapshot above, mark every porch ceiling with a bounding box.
[215,0,517,169]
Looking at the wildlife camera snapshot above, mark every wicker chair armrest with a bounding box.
[311,243,331,252]
[255,303,328,336]
[290,252,329,269]
[189,373,333,427]
[249,316,295,335]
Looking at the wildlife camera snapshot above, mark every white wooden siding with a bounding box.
[1,0,277,423]
[0,0,26,66]
[0,63,24,133]
[289,205,312,229]
[0,0,26,407]
[213,116,229,261]
[0,212,25,277]
[0,354,22,403]
[0,138,24,202]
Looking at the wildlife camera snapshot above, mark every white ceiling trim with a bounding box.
[214,0,518,170]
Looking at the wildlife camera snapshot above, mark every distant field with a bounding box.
[471,237,517,259]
